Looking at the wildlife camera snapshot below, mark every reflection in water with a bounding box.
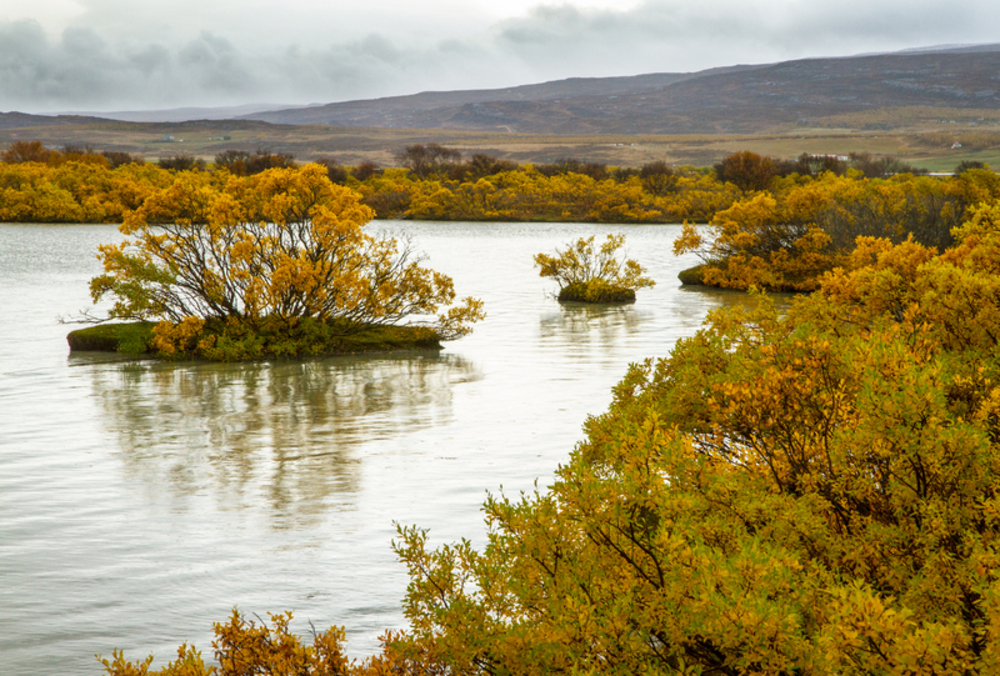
[83,353,480,526]
[538,303,647,345]
[676,285,797,314]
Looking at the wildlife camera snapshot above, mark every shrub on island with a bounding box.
[77,165,484,360]
[534,233,654,304]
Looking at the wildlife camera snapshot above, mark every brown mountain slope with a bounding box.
[244,48,1000,134]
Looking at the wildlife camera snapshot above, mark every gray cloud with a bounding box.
[1,0,998,113]
[493,0,1000,74]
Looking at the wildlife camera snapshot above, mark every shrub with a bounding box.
[158,155,206,171]
[534,233,654,303]
[100,610,358,675]
[639,160,677,195]
[396,144,461,179]
[389,206,1000,674]
[214,149,296,175]
[89,165,483,359]
[2,140,51,164]
[714,150,777,193]
[101,151,141,169]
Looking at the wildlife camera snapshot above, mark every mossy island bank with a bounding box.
[66,320,444,359]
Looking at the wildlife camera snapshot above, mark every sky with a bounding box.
[2,0,999,114]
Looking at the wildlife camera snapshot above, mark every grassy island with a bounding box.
[556,279,637,303]
[66,320,442,359]
[80,165,483,362]
[535,233,654,304]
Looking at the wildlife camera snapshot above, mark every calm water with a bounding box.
[0,221,756,674]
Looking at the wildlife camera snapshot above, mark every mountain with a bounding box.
[242,46,1000,135]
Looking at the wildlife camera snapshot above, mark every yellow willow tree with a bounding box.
[90,165,483,358]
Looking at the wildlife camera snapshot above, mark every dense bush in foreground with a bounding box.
[384,202,1000,674]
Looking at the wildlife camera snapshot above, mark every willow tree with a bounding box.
[90,164,483,358]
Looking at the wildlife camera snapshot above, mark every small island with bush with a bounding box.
[534,233,654,303]
[67,164,484,360]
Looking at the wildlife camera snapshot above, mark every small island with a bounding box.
[66,320,443,357]
[534,233,655,304]
[72,165,484,361]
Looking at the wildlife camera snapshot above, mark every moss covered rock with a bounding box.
[677,264,708,286]
[66,322,155,354]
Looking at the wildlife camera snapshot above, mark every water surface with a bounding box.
[0,221,759,673]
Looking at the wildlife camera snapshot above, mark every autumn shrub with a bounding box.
[89,165,483,360]
[396,143,461,179]
[158,154,207,172]
[99,609,396,676]
[638,160,677,195]
[386,202,1000,675]
[714,149,778,193]
[674,171,988,291]
[1,140,52,163]
[534,233,654,303]
[673,190,839,291]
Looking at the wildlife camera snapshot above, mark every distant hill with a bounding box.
[0,112,111,130]
[242,46,1000,135]
[62,104,304,123]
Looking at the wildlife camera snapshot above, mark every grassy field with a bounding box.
[3,107,1000,171]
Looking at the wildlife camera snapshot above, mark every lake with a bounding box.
[0,221,756,674]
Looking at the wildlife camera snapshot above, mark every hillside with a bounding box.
[3,45,1000,170]
[243,46,1000,134]
[0,112,110,130]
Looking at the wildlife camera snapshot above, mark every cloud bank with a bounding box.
[1,0,998,113]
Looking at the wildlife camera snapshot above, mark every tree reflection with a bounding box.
[80,353,480,526]
[538,303,646,345]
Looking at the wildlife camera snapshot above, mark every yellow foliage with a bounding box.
[90,165,483,358]
[151,316,206,356]
[678,171,979,291]
[385,213,1000,674]
[99,610,429,676]
[103,206,1000,673]
[0,158,175,223]
[534,233,655,301]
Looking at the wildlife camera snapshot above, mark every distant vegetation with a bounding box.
[1,139,737,223]
[677,150,999,291]
[5,139,999,294]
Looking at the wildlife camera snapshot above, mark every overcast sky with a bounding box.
[2,0,999,114]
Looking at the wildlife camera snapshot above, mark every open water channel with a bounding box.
[0,221,761,674]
